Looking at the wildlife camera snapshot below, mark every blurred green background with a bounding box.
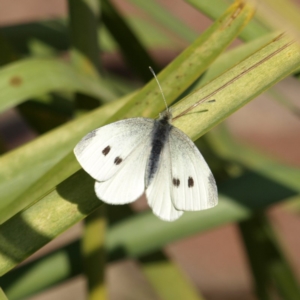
[0,0,300,299]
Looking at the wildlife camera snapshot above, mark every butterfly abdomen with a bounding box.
[146,118,172,186]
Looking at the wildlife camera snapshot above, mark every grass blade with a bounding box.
[0,97,128,223]
[0,58,117,113]
[0,166,298,275]
[0,241,81,299]
[239,213,300,299]
[129,0,198,42]
[0,288,8,300]
[207,126,300,191]
[186,0,271,41]
[82,208,107,300]
[140,251,205,300]
[108,0,256,121]
[102,0,158,81]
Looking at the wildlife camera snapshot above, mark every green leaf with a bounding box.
[0,288,8,300]
[171,34,300,142]
[8,2,299,278]
[199,32,280,87]
[258,0,300,37]
[0,96,129,223]
[207,126,300,192]
[82,208,107,300]
[140,252,205,300]
[1,168,299,297]
[0,241,81,299]
[0,20,69,55]
[129,0,198,42]
[102,0,158,81]
[239,213,300,299]
[1,18,174,55]
[186,0,271,41]
[3,4,300,276]
[68,0,102,75]
[0,167,298,276]
[0,58,117,113]
[109,0,256,121]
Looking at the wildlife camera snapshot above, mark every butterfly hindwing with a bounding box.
[146,139,183,221]
[95,138,152,204]
[74,118,153,182]
[169,127,218,211]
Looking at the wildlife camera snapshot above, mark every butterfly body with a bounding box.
[74,109,218,221]
[146,111,172,187]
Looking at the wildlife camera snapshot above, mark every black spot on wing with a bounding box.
[114,157,122,165]
[173,178,180,187]
[102,146,111,156]
[188,177,194,188]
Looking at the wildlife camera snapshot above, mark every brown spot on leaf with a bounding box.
[221,1,246,30]
[10,76,22,87]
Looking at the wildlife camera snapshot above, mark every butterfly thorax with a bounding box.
[158,110,172,124]
[145,112,173,187]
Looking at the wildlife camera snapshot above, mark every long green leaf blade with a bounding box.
[0,58,117,113]
[0,168,298,275]
[0,96,128,223]
[239,213,300,299]
[186,0,271,41]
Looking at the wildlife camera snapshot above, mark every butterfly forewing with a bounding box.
[146,140,183,221]
[169,127,218,211]
[94,138,152,204]
[74,118,153,182]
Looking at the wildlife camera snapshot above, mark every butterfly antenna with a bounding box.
[149,66,169,112]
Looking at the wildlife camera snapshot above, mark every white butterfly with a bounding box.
[74,69,218,221]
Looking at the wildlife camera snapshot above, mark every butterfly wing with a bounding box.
[94,138,152,204]
[169,127,218,211]
[146,141,183,221]
[74,118,153,182]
